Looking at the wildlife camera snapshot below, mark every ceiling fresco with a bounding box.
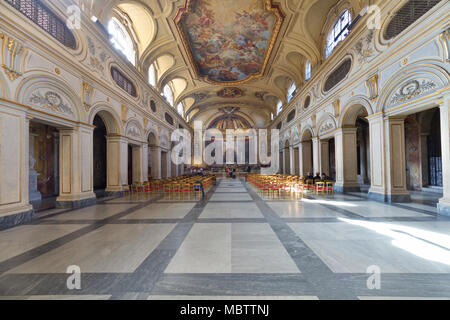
[175,0,284,84]
[217,87,243,98]
[208,114,252,130]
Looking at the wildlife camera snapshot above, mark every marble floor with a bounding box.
[0,178,450,300]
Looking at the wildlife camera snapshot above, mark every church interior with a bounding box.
[0,0,449,301]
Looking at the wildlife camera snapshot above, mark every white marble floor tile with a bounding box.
[294,238,450,273]
[0,224,86,263]
[8,224,175,273]
[165,223,232,273]
[342,201,428,218]
[231,224,300,273]
[50,204,137,220]
[200,202,263,219]
[210,193,253,201]
[122,203,195,219]
[165,223,299,274]
[268,201,343,218]
[287,222,386,241]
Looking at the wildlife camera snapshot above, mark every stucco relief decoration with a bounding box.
[354,30,375,64]
[82,81,93,111]
[0,33,26,81]
[29,91,74,116]
[127,126,141,138]
[255,91,267,101]
[191,92,208,102]
[86,37,107,74]
[319,120,335,134]
[389,80,437,106]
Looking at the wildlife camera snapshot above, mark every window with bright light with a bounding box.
[108,17,135,65]
[325,10,351,59]
[305,60,311,81]
[287,82,296,102]
[163,84,174,106]
[177,103,184,117]
[149,64,157,87]
[271,113,274,121]
[276,100,283,115]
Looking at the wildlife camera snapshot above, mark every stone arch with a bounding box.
[301,126,315,141]
[88,104,122,134]
[317,113,338,136]
[340,97,374,127]
[15,73,82,122]
[125,118,144,140]
[377,62,449,113]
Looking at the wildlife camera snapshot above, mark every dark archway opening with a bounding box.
[93,115,107,193]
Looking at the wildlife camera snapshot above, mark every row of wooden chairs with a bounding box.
[121,175,216,200]
[247,174,334,199]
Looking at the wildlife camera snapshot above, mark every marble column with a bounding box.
[279,151,284,173]
[56,125,96,208]
[320,140,330,176]
[297,144,304,176]
[289,146,295,175]
[301,141,313,176]
[334,128,360,192]
[149,146,161,179]
[53,132,60,195]
[105,135,128,193]
[312,137,320,175]
[438,96,450,216]
[368,115,410,202]
[131,144,144,184]
[142,143,149,181]
[293,146,300,175]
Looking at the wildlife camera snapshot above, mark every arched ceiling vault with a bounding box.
[86,0,365,126]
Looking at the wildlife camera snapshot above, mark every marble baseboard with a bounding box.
[334,185,361,193]
[56,197,97,209]
[104,191,124,198]
[368,192,411,203]
[0,208,35,230]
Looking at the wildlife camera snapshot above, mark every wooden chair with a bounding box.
[315,182,325,194]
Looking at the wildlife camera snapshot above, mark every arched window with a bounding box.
[271,113,274,121]
[276,100,283,115]
[305,60,311,81]
[325,10,352,59]
[177,102,184,117]
[108,17,135,65]
[148,64,157,87]
[287,82,296,102]
[163,84,174,106]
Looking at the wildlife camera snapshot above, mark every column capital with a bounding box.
[334,127,357,135]
[106,134,128,143]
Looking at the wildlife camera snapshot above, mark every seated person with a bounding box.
[321,173,331,181]
[313,172,322,183]
[304,172,314,183]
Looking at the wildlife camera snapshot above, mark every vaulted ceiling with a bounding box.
[81,0,367,128]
